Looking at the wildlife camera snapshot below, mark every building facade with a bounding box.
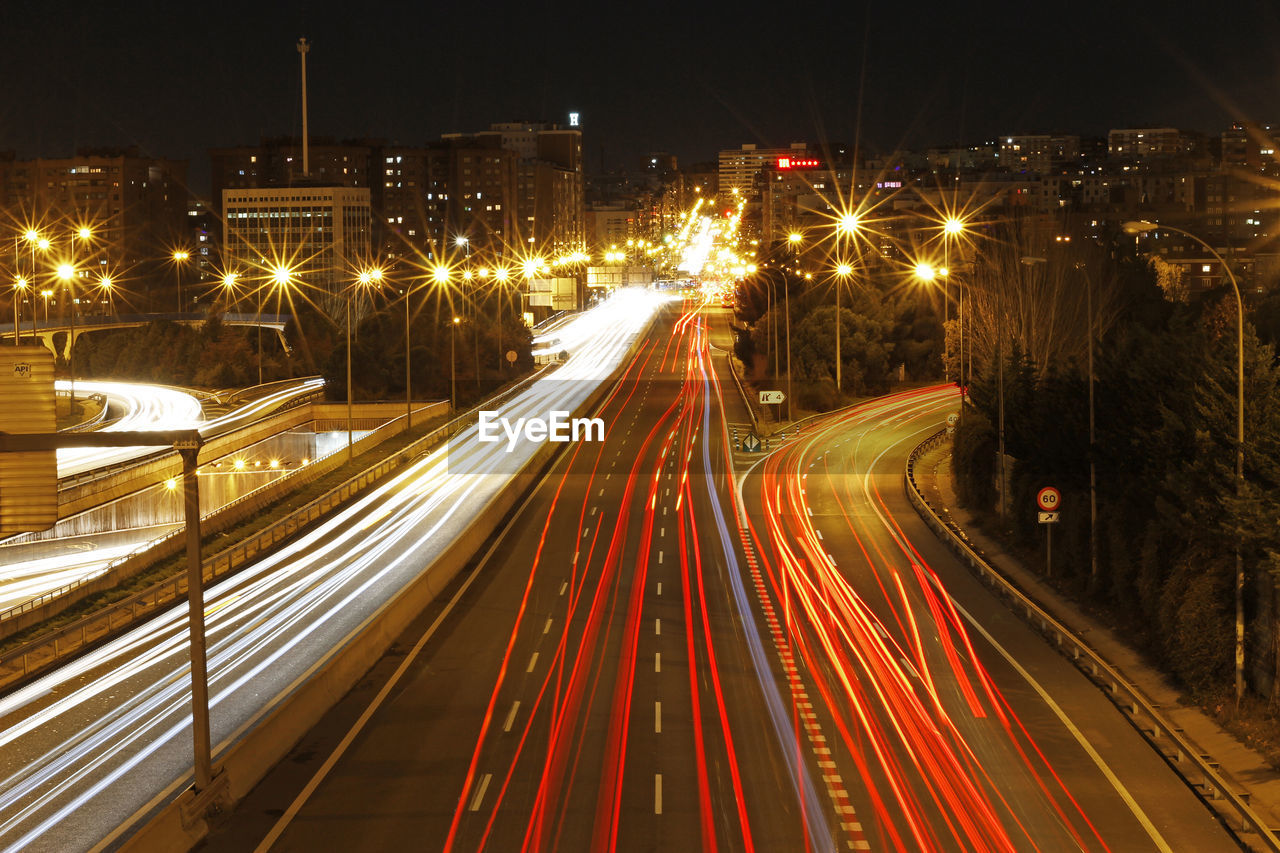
[222,185,372,318]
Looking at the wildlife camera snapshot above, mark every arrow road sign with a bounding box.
[1038,511,1060,524]
[759,391,785,404]
[742,433,762,453]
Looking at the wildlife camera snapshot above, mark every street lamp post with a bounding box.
[263,266,295,386]
[347,267,382,456]
[834,213,862,394]
[1124,219,1247,701]
[57,262,77,412]
[173,250,190,313]
[451,316,460,415]
[12,277,27,345]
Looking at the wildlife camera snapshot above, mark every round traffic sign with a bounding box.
[506,350,518,364]
[1036,486,1061,512]
[946,413,958,426]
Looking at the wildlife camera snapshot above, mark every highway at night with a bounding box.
[0,291,667,853]
[212,304,1234,852]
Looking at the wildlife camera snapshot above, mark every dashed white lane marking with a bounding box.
[655,701,662,733]
[655,618,661,635]
[663,506,667,516]
[660,527,665,538]
[573,550,579,563]
[806,506,813,516]
[527,652,539,673]
[503,701,521,732]
[469,773,492,811]
[582,527,590,539]
[591,506,598,516]
[655,774,663,814]
[827,553,837,565]
[559,582,568,596]
[658,550,663,564]
[598,488,605,497]
[606,473,612,480]
[815,529,824,540]
[657,582,663,596]
[543,617,553,634]
[654,652,661,673]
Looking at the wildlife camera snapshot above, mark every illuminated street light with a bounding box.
[260,265,298,385]
[347,267,383,457]
[57,261,79,410]
[11,276,29,345]
[172,250,190,313]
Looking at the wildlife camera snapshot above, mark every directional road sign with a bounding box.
[1038,511,1060,524]
[759,390,785,405]
[742,432,762,453]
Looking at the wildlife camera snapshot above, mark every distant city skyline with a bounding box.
[3,0,1280,195]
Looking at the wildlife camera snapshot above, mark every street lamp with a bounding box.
[451,315,460,414]
[12,277,28,345]
[219,271,241,313]
[833,212,863,394]
[173,250,190,313]
[1124,218,1247,701]
[99,275,115,317]
[57,261,77,411]
[494,266,511,370]
[262,265,296,386]
[942,216,967,385]
[347,267,382,457]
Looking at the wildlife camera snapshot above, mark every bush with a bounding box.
[953,409,996,512]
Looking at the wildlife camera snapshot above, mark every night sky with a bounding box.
[3,0,1280,196]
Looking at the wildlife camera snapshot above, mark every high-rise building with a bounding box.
[221,185,372,318]
[718,143,811,196]
[472,122,585,257]
[996,135,1080,175]
[0,148,188,302]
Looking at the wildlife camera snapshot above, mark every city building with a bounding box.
[996,134,1081,175]
[718,143,812,196]
[0,148,188,306]
[221,185,372,319]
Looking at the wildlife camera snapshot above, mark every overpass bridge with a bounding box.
[1,312,291,358]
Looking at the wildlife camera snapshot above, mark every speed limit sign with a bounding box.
[1036,486,1061,512]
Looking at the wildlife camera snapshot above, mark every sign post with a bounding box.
[759,390,785,422]
[1036,487,1061,576]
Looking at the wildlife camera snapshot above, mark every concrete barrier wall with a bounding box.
[120,314,657,853]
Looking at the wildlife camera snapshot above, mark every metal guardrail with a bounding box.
[0,365,555,689]
[904,429,1280,851]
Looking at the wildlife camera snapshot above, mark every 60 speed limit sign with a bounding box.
[1036,486,1061,512]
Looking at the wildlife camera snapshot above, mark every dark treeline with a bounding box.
[953,215,1280,701]
[68,292,534,405]
[731,255,944,411]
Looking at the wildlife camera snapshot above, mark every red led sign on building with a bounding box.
[776,156,821,170]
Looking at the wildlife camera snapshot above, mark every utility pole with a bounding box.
[297,37,310,178]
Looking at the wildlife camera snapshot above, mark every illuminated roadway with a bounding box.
[0,378,327,613]
[217,304,1237,852]
[0,289,668,853]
